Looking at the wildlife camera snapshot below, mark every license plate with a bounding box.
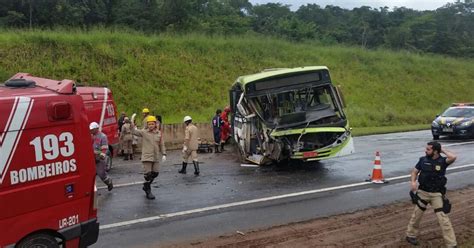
[303,151,318,158]
[443,127,453,132]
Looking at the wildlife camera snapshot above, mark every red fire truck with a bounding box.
[10,73,120,171]
[0,77,99,247]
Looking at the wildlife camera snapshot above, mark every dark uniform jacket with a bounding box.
[416,156,448,193]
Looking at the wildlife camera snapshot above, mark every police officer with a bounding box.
[131,114,166,200]
[212,109,224,153]
[120,117,133,160]
[179,116,200,175]
[90,122,113,191]
[406,141,457,247]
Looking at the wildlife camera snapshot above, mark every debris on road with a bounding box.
[167,186,474,247]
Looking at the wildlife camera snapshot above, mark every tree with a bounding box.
[250,3,292,34]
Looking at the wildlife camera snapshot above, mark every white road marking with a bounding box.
[443,141,474,147]
[240,163,259,167]
[98,181,144,189]
[99,163,474,230]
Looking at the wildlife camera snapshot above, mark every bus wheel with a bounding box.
[17,233,60,248]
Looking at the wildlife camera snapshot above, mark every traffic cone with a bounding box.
[368,151,387,184]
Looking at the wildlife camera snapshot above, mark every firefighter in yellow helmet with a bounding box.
[131,114,166,200]
[179,116,200,175]
[141,108,150,129]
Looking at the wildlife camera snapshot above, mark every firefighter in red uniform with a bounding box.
[90,122,113,191]
[220,106,231,151]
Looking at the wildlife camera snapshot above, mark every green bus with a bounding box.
[229,66,354,165]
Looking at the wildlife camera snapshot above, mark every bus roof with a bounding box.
[234,66,329,88]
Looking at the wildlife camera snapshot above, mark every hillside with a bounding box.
[0,30,473,125]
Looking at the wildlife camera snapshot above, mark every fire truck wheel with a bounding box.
[17,233,59,248]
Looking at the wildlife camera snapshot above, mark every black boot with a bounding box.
[129,153,133,160]
[142,182,155,200]
[221,143,225,151]
[193,161,200,175]
[146,190,155,200]
[142,181,149,193]
[405,236,419,246]
[179,162,187,174]
[124,153,129,160]
[214,144,221,153]
[106,178,113,191]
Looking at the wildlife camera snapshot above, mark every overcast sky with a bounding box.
[249,0,456,10]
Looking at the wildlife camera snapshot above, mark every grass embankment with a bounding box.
[1,29,473,128]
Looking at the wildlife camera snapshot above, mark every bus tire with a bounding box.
[17,233,59,248]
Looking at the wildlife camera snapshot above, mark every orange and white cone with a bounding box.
[369,151,386,184]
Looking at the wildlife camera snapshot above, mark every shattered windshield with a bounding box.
[249,85,343,125]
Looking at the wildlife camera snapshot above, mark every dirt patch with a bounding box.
[166,187,474,248]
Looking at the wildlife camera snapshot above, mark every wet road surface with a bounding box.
[93,130,474,247]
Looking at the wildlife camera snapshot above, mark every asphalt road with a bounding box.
[93,130,474,247]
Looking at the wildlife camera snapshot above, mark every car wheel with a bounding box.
[433,135,440,140]
[17,233,60,248]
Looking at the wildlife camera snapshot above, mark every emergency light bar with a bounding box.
[452,103,474,107]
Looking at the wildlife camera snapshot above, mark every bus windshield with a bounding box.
[248,85,344,127]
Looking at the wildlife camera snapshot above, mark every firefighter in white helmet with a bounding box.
[131,114,166,200]
[179,116,200,175]
[90,122,113,191]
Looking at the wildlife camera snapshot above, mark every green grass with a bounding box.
[1,29,473,127]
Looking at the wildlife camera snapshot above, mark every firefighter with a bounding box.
[406,141,457,247]
[131,114,166,200]
[90,122,113,191]
[141,108,150,129]
[118,112,126,133]
[179,116,200,175]
[117,112,126,156]
[155,114,163,131]
[212,109,224,153]
[220,106,231,151]
[120,117,133,160]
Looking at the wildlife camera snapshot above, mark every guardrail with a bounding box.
[133,123,215,151]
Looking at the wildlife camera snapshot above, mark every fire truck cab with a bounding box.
[0,77,99,247]
[10,73,119,171]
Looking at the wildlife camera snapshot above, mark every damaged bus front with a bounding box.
[229,66,354,165]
